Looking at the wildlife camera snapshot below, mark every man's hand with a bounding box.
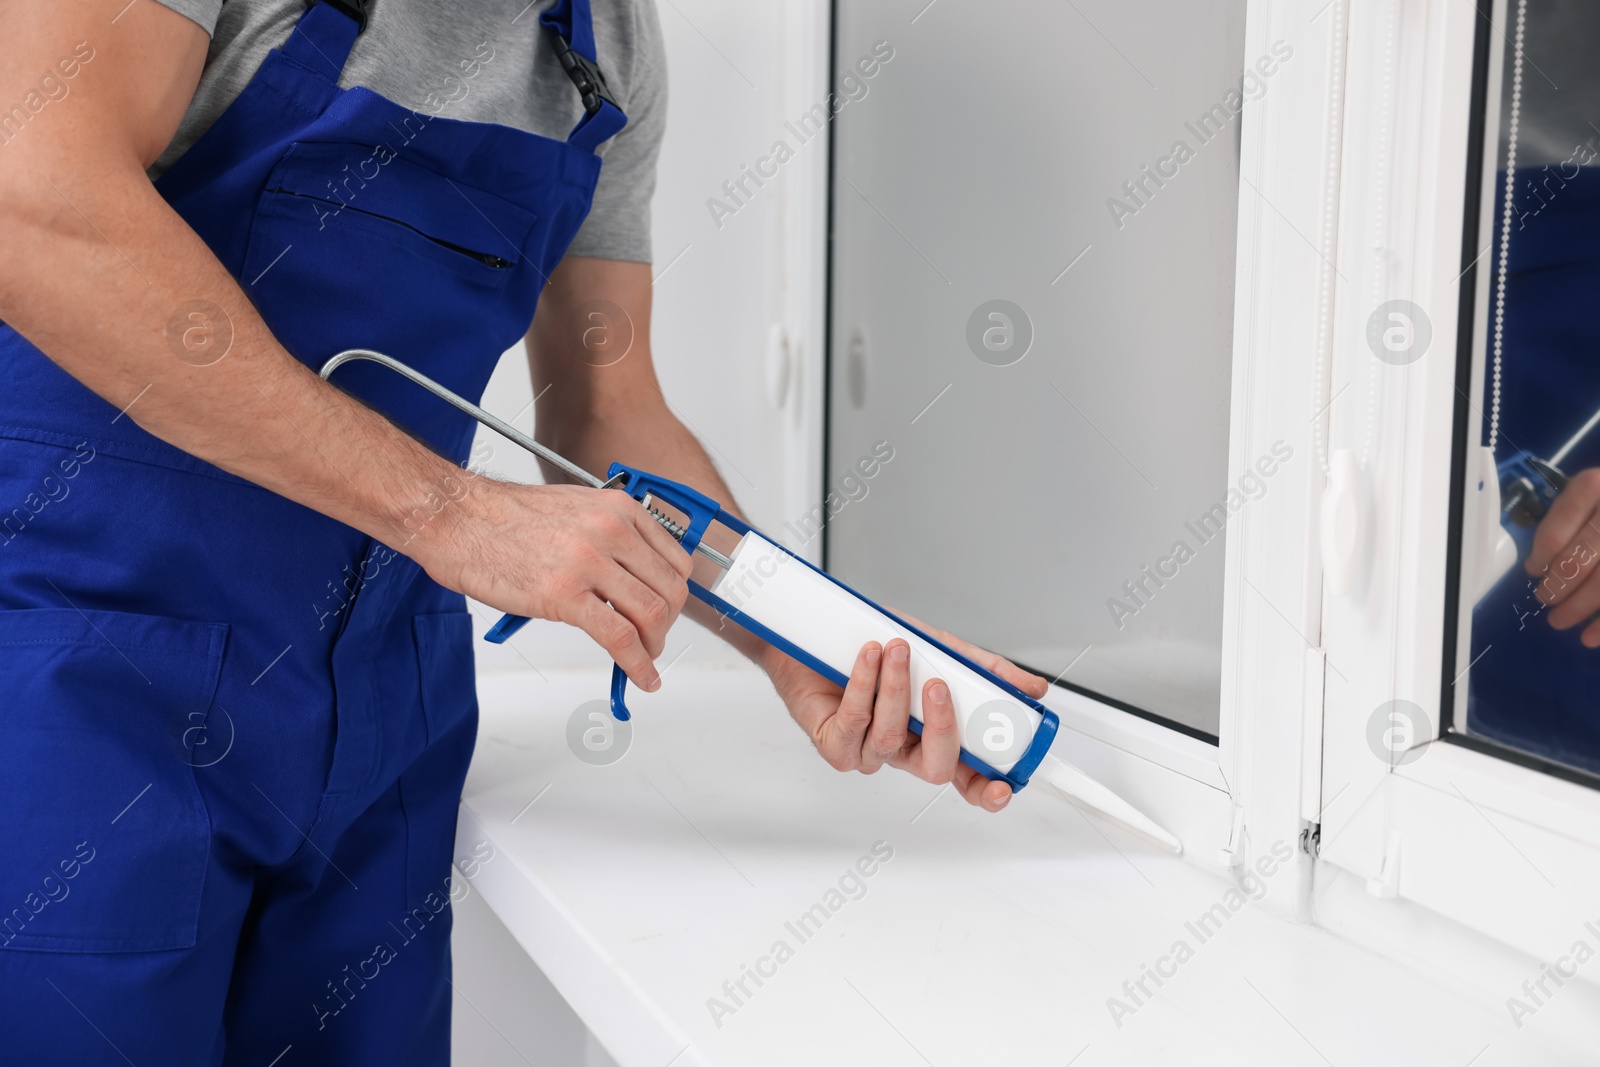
[1526,468,1600,646]
[420,482,691,691]
[763,618,1049,813]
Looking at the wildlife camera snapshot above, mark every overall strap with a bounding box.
[282,0,366,81]
[540,0,629,152]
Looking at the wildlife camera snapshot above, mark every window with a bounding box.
[1316,0,1600,961]
[825,0,1252,742]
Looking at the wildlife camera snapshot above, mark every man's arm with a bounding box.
[0,1,688,690]
[528,257,1049,811]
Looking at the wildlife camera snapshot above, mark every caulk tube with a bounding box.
[1467,445,1524,603]
[697,528,1185,852]
[700,531,1057,788]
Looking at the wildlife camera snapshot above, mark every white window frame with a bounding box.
[870,0,1346,881]
[801,0,1600,984]
[1186,0,1355,901]
[802,0,1352,890]
[1314,0,1600,967]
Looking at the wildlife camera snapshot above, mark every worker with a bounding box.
[0,2,1047,1062]
[1468,152,1600,779]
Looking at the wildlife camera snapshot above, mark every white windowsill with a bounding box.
[455,661,1598,1067]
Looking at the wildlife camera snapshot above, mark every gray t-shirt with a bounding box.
[151,0,666,262]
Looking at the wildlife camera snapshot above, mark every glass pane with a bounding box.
[1453,0,1600,779]
[826,1,1250,739]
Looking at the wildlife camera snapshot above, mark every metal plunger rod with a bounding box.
[321,348,604,488]
[1551,401,1600,468]
[319,348,732,567]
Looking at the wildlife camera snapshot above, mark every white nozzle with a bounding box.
[1035,755,1183,855]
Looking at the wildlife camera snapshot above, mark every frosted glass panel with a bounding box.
[826,0,1249,738]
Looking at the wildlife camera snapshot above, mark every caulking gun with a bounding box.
[322,349,1182,853]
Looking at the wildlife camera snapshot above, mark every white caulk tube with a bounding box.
[1469,446,1522,602]
[710,533,1181,853]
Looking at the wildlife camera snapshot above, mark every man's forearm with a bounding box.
[534,394,777,667]
[0,143,471,563]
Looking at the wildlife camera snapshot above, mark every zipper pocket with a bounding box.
[425,234,514,269]
[267,187,516,269]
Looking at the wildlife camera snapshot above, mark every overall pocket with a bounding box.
[243,140,537,285]
[237,140,541,457]
[0,608,227,953]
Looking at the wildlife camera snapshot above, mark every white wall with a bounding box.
[451,885,616,1066]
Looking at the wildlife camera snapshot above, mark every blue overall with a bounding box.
[0,2,623,1062]
[1469,164,1600,777]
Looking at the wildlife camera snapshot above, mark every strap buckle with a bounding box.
[308,0,369,31]
[551,35,618,117]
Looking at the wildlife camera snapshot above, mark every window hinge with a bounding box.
[1298,820,1321,857]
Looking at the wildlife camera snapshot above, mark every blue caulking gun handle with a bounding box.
[483,465,727,713]
[1473,451,1567,603]
[1496,452,1568,571]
